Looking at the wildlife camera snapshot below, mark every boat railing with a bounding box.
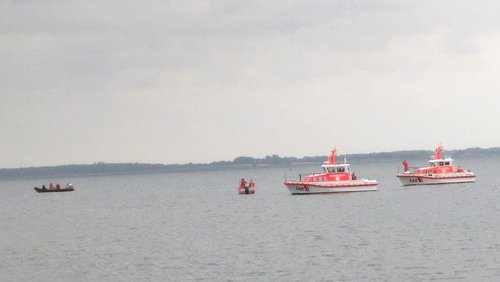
[298,173,322,181]
[285,172,332,182]
[398,167,419,174]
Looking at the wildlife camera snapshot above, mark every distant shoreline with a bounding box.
[1,147,499,180]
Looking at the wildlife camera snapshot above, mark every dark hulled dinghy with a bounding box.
[34,184,75,193]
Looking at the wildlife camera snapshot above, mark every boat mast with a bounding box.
[328,148,336,165]
[435,144,443,160]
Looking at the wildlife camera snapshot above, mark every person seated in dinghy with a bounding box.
[240,178,251,193]
[248,179,255,188]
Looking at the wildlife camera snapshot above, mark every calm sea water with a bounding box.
[1,156,500,281]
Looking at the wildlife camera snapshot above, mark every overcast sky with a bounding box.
[1,1,500,168]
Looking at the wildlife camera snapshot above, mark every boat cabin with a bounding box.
[301,163,352,182]
[301,148,355,182]
[416,157,455,174]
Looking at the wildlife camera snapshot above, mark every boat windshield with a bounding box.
[323,164,350,173]
[430,160,451,167]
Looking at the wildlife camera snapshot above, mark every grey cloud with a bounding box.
[2,1,500,167]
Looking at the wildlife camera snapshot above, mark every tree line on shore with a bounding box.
[1,147,499,179]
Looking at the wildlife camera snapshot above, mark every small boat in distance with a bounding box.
[239,178,256,194]
[283,148,378,195]
[396,144,475,186]
[34,183,75,193]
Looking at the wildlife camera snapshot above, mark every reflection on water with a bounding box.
[1,156,500,281]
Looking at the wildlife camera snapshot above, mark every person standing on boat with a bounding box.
[403,160,409,172]
[49,183,55,190]
[457,166,464,172]
[240,178,249,194]
[249,179,255,188]
[351,173,357,180]
[56,183,61,190]
[240,178,247,189]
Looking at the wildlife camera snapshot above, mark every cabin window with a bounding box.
[338,167,345,172]
[439,162,444,166]
[445,162,450,165]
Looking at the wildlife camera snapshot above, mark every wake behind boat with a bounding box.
[283,148,378,195]
[396,145,475,186]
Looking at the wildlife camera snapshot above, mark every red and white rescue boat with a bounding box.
[396,145,475,186]
[283,148,378,195]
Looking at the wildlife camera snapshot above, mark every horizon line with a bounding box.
[1,146,497,171]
